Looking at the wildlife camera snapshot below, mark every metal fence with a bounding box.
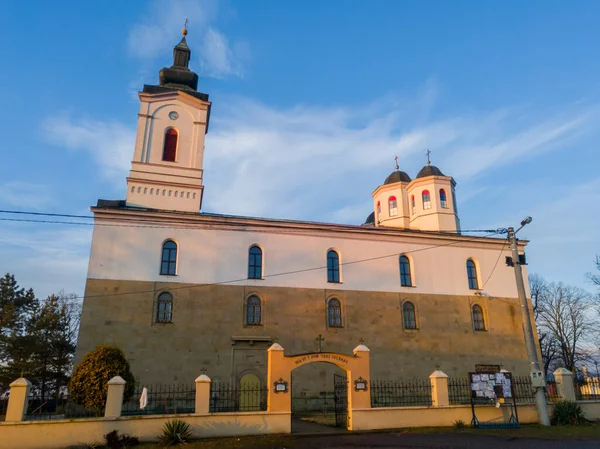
[576,378,600,400]
[209,383,268,413]
[370,379,433,407]
[511,376,535,403]
[448,377,472,405]
[25,395,102,421]
[0,396,8,422]
[545,380,561,402]
[121,383,195,416]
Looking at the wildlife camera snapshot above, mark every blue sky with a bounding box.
[0,0,599,298]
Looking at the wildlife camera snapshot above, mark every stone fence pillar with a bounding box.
[429,370,449,407]
[554,368,576,401]
[195,375,211,414]
[104,376,126,418]
[5,378,32,422]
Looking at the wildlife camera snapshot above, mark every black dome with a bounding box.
[416,165,445,178]
[363,211,375,225]
[384,170,412,184]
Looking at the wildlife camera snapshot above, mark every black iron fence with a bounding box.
[0,396,8,422]
[545,380,561,402]
[576,378,600,400]
[511,376,535,403]
[25,395,102,420]
[121,383,195,416]
[209,383,268,413]
[370,379,432,407]
[448,377,472,405]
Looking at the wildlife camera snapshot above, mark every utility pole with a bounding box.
[507,218,550,426]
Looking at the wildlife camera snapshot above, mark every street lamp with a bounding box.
[507,216,550,426]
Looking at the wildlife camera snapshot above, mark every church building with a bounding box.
[75,30,536,408]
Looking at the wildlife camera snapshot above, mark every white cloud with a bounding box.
[40,115,136,182]
[0,182,55,210]
[127,0,246,79]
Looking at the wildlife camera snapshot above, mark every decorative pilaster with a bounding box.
[429,370,449,407]
[195,375,211,414]
[5,378,31,422]
[104,376,126,418]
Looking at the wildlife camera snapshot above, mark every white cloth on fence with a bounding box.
[139,387,148,409]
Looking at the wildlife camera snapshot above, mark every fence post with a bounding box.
[5,377,32,422]
[195,375,211,414]
[104,376,126,418]
[553,368,576,401]
[429,370,449,407]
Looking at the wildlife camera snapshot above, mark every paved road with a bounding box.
[286,432,600,448]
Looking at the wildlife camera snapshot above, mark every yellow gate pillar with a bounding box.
[267,343,290,413]
[347,344,371,430]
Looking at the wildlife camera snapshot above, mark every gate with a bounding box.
[333,373,348,428]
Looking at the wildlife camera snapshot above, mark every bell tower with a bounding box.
[125,26,211,213]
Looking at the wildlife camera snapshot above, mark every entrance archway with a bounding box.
[239,373,262,411]
[266,343,371,430]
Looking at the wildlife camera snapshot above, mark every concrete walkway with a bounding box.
[291,416,347,434]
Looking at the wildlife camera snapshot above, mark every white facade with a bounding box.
[88,210,526,299]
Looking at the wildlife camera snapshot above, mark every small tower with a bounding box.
[370,158,412,228]
[125,25,211,213]
[406,153,460,232]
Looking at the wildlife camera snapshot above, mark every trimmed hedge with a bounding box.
[68,345,135,411]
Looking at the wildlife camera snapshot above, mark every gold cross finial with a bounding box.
[182,18,188,36]
[394,155,399,170]
[426,149,431,165]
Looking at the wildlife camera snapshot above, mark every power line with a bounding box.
[59,230,502,301]
[481,237,509,289]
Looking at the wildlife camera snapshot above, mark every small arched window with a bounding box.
[466,259,479,290]
[160,240,177,275]
[389,196,398,217]
[156,292,173,323]
[399,255,412,287]
[440,189,447,208]
[328,298,342,328]
[327,250,340,283]
[422,190,431,210]
[411,195,416,215]
[248,246,263,279]
[162,128,178,162]
[403,302,417,330]
[472,304,485,331]
[246,295,261,325]
[377,201,381,217]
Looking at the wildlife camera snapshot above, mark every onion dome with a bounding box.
[416,165,445,178]
[384,170,412,184]
[363,211,375,225]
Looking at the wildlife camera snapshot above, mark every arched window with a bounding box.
[472,304,485,331]
[440,189,447,208]
[399,255,412,287]
[248,246,263,279]
[422,190,431,210]
[246,295,261,325]
[403,302,417,330]
[327,250,340,283]
[328,298,342,328]
[156,292,173,323]
[377,201,381,216]
[160,240,177,275]
[466,259,479,290]
[389,196,398,217]
[162,128,178,162]
[411,195,416,215]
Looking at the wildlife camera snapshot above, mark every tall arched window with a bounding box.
[466,259,479,290]
[377,201,381,217]
[156,292,173,323]
[160,240,177,275]
[399,255,412,287]
[439,189,447,208]
[472,304,485,331]
[411,195,416,215]
[328,298,342,328]
[422,190,431,210]
[162,128,178,162]
[327,250,340,283]
[246,295,261,325]
[248,246,263,279]
[389,196,398,217]
[403,302,417,330]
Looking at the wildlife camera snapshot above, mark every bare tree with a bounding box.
[589,255,600,288]
[529,274,559,376]
[536,282,594,373]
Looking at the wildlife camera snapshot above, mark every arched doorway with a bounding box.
[239,372,263,411]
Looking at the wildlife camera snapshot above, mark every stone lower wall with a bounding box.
[76,279,533,394]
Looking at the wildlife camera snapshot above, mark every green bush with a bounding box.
[158,419,193,446]
[453,419,466,429]
[104,430,139,448]
[551,400,586,426]
[68,345,135,412]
